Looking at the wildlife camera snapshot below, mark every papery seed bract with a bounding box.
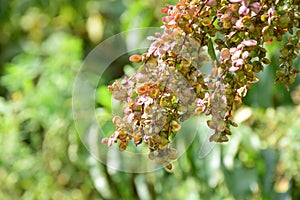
[168,148,178,160]
[165,163,173,171]
[129,54,142,63]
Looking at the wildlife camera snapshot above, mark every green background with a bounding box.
[0,0,300,199]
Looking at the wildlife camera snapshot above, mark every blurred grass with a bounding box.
[0,0,300,199]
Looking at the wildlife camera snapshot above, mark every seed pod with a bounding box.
[168,148,178,160]
[202,17,212,26]
[149,87,159,98]
[171,121,181,131]
[129,54,142,63]
[160,96,170,107]
[165,163,173,171]
[148,152,156,160]
[112,116,124,126]
[137,85,149,95]
[279,15,290,29]
[220,48,231,61]
[119,140,128,151]
[262,58,271,65]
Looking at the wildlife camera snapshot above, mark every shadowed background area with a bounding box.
[0,0,300,199]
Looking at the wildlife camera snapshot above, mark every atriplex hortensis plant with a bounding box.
[102,0,300,170]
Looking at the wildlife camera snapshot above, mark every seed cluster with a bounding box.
[103,0,300,169]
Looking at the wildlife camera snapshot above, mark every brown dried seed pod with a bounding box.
[137,85,149,95]
[129,54,142,63]
[165,163,173,171]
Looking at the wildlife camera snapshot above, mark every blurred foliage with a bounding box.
[0,0,299,200]
[0,32,102,199]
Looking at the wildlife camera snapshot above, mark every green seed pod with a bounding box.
[262,58,271,65]
[279,15,291,29]
[202,17,212,26]
[244,64,253,72]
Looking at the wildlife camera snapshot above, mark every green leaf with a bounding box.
[97,86,112,110]
[208,37,217,62]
